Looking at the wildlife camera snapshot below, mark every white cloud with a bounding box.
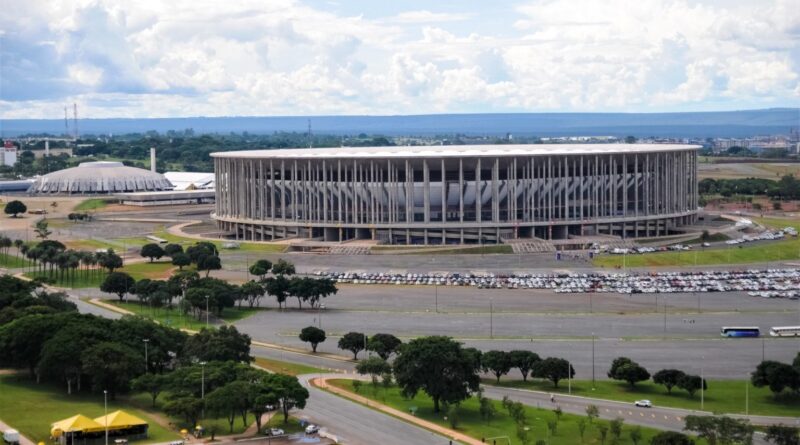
[0,0,798,118]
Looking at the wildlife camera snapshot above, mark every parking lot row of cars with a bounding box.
[725,228,795,245]
[315,269,800,297]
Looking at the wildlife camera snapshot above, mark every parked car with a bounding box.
[268,428,284,436]
[304,424,319,434]
[634,399,652,408]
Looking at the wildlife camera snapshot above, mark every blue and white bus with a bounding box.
[720,327,760,338]
[769,326,800,337]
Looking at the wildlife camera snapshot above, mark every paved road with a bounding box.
[297,373,453,445]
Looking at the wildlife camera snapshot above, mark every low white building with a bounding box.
[164,171,215,190]
[0,141,17,167]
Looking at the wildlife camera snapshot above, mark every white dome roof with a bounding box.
[29,161,174,194]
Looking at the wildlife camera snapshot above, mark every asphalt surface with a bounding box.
[296,374,454,445]
[234,284,800,379]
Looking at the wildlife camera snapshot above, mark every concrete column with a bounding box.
[423,159,430,223]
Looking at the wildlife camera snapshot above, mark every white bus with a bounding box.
[769,326,800,337]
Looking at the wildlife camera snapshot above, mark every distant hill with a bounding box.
[2,108,797,138]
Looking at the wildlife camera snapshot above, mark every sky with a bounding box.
[1,0,799,119]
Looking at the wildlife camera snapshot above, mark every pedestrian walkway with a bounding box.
[310,376,484,445]
[0,419,35,445]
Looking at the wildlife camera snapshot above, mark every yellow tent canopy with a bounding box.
[51,414,104,437]
[93,411,147,430]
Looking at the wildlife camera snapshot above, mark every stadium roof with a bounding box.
[28,161,173,194]
[211,143,700,160]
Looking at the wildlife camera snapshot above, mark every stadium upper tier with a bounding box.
[212,144,700,244]
[211,143,697,159]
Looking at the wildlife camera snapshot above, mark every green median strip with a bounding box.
[486,378,800,418]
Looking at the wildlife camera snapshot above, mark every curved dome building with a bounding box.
[212,144,699,244]
[28,161,174,194]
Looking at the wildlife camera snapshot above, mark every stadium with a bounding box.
[211,144,699,244]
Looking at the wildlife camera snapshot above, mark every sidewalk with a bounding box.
[311,376,482,445]
[0,419,35,445]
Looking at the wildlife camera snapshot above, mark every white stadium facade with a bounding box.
[212,144,700,244]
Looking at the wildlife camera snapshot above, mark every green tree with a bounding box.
[509,350,541,382]
[132,373,168,407]
[678,374,707,398]
[625,136,637,144]
[263,275,290,308]
[765,424,800,445]
[338,331,367,359]
[598,424,609,445]
[163,394,203,428]
[0,313,82,378]
[271,258,295,276]
[96,249,123,273]
[367,333,402,360]
[163,243,183,257]
[34,219,51,239]
[299,326,326,353]
[684,415,753,445]
[392,336,481,413]
[482,350,512,383]
[240,280,264,308]
[171,252,191,270]
[586,404,599,423]
[650,431,694,445]
[248,259,272,280]
[751,360,799,396]
[478,396,497,425]
[447,403,460,429]
[206,381,250,432]
[577,418,587,442]
[356,356,392,390]
[140,243,165,262]
[81,341,143,400]
[653,369,687,394]
[4,200,27,217]
[264,373,309,424]
[534,357,575,388]
[100,272,135,301]
[197,254,222,277]
[612,362,651,388]
[630,426,643,445]
[610,417,624,444]
[182,326,253,363]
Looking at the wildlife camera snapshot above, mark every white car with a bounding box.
[634,399,652,408]
[305,424,319,434]
[268,428,284,436]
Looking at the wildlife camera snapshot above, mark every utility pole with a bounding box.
[489,297,493,339]
[435,283,438,313]
[592,332,595,391]
[103,390,108,445]
[205,295,210,328]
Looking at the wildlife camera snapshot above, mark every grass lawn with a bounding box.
[0,251,29,268]
[264,414,306,433]
[0,374,179,444]
[593,238,800,267]
[108,300,259,330]
[23,261,177,288]
[253,357,328,376]
[487,378,800,417]
[74,198,110,211]
[327,379,691,445]
[154,229,287,254]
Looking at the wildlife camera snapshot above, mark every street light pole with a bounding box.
[591,333,596,390]
[489,297,493,339]
[567,359,572,395]
[364,333,369,359]
[103,390,108,445]
[435,283,438,313]
[143,339,149,373]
